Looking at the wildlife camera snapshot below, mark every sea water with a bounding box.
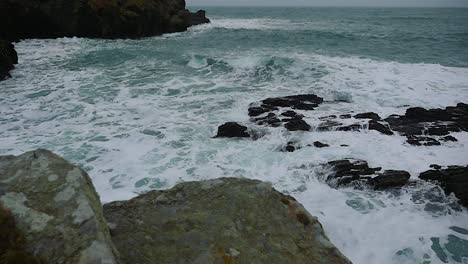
[1,7,468,264]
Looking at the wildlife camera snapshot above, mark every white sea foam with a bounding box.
[1,38,468,263]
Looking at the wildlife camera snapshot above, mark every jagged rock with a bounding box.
[419,166,468,206]
[336,124,362,132]
[189,10,210,26]
[0,150,120,263]
[317,121,344,131]
[0,0,209,40]
[254,113,282,127]
[406,135,441,146]
[326,159,381,186]
[354,112,381,121]
[103,178,351,264]
[215,122,250,138]
[385,104,468,137]
[313,141,329,148]
[368,120,393,135]
[370,170,410,190]
[0,39,18,80]
[262,94,323,109]
[285,119,311,131]
[282,141,301,152]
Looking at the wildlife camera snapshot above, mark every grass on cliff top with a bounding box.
[0,206,43,264]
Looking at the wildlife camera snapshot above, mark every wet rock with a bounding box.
[262,94,323,109]
[281,110,303,119]
[430,164,442,170]
[254,113,282,127]
[0,39,18,80]
[441,135,457,142]
[385,104,468,137]
[326,159,381,186]
[282,141,301,152]
[313,141,329,148]
[419,166,468,206]
[0,0,209,40]
[103,177,351,264]
[354,112,381,121]
[285,119,311,131]
[319,115,337,120]
[0,150,120,263]
[317,121,343,131]
[215,122,250,138]
[339,114,352,119]
[370,170,411,190]
[337,124,362,132]
[368,120,393,135]
[406,136,441,146]
[189,10,210,26]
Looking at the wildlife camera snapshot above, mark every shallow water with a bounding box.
[1,7,468,264]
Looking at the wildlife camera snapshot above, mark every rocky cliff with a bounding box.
[0,39,18,81]
[0,150,351,264]
[0,0,210,41]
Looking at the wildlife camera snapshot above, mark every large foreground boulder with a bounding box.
[0,150,120,263]
[104,177,351,264]
[0,39,18,81]
[0,0,210,40]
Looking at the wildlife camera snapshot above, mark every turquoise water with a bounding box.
[1,7,468,264]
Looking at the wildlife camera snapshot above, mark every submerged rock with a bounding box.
[0,0,210,40]
[368,120,393,135]
[0,150,120,263]
[215,122,250,138]
[370,170,411,190]
[419,166,468,206]
[354,112,381,121]
[285,119,311,131]
[314,141,330,148]
[0,39,18,80]
[103,177,351,264]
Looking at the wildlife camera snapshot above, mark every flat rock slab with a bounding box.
[104,177,351,264]
[0,149,119,263]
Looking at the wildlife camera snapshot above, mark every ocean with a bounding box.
[1,6,468,264]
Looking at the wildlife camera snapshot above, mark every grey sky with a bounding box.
[187,0,468,7]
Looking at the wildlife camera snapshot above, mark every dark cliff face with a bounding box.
[0,39,18,81]
[0,0,209,41]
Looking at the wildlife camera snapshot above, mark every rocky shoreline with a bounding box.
[0,39,18,81]
[0,149,351,263]
[0,0,210,41]
[215,93,468,207]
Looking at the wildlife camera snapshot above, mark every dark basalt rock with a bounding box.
[406,136,441,146]
[337,124,362,132]
[339,114,352,119]
[282,141,301,152]
[326,159,381,186]
[262,94,324,109]
[254,113,282,127]
[0,39,18,80]
[0,0,210,40]
[441,135,457,142]
[284,119,311,131]
[215,122,250,138]
[368,120,393,135]
[316,121,343,131]
[370,170,411,190]
[189,10,210,26]
[326,160,411,190]
[313,141,329,148]
[419,166,468,206]
[354,112,381,121]
[385,104,468,137]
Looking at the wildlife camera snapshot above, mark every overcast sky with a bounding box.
[188,0,468,7]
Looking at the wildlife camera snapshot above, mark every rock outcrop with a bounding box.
[104,177,351,264]
[215,122,251,138]
[0,0,210,40]
[0,39,18,81]
[325,159,410,190]
[419,166,468,206]
[0,150,120,263]
[1,150,351,263]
